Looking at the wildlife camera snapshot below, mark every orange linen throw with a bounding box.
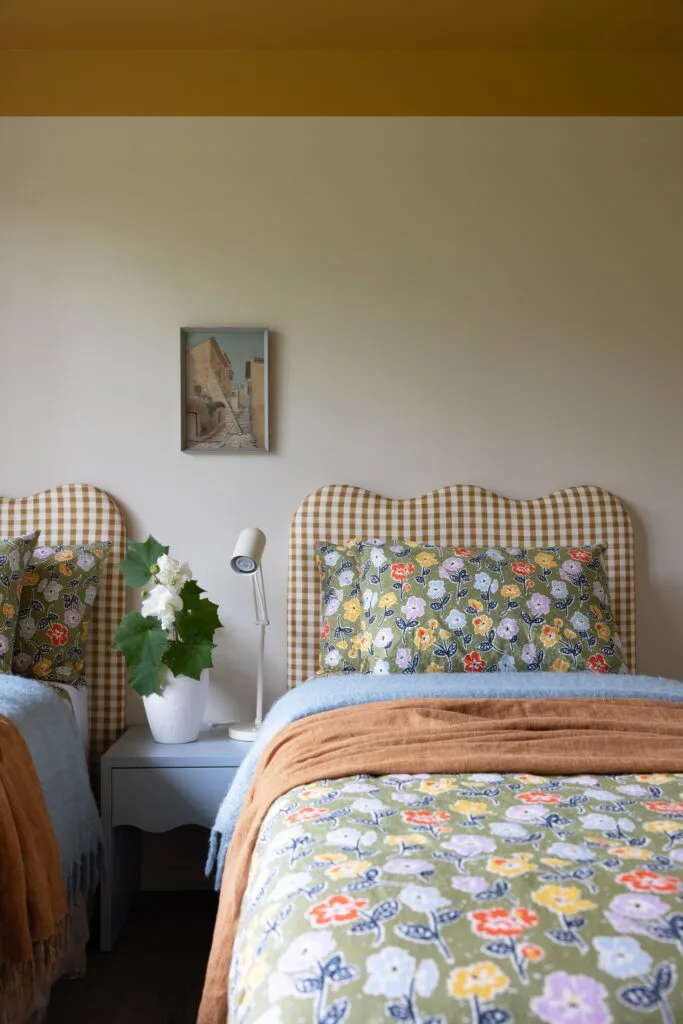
[0,715,67,1017]
[197,696,683,1024]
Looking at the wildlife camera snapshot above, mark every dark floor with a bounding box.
[47,892,218,1024]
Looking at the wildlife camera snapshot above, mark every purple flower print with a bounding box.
[64,609,82,628]
[0,636,8,656]
[572,776,599,787]
[605,893,669,935]
[617,784,647,797]
[530,972,611,1024]
[325,597,340,616]
[497,618,519,640]
[385,858,434,876]
[441,557,463,573]
[527,593,551,616]
[396,648,413,669]
[32,546,54,560]
[402,597,426,618]
[506,805,547,823]
[551,580,568,599]
[670,849,683,864]
[12,652,32,673]
[560,559,582,580]
[392,792,421,805]
[442,835,496,857]
[451,875,487,894]
[521,643,537,665]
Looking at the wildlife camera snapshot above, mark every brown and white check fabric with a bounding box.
[288,484,635,688]
[0,483,126,765]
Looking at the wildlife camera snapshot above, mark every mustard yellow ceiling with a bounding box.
[3,0,683,49]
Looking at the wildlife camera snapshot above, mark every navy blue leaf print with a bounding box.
[619,985,660,1010]
[320,999,349,1024]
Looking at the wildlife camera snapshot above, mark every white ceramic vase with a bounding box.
[142,668,210,744]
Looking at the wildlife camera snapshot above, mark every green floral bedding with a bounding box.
[231,771,683,1024]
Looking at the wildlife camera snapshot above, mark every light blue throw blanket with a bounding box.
[0,673,102,905]
[207,672,683,886]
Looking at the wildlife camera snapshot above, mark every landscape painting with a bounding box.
[181,328,269,453]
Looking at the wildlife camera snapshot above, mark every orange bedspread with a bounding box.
[197,696,683,1024]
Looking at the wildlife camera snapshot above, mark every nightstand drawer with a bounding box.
[111,766,236,831]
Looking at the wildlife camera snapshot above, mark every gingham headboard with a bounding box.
[0,483,126,763]
[288,484,635,687]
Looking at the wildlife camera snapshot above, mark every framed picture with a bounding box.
[180,327,269,453]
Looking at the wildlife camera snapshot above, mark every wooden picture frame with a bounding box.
[180,327,269,453]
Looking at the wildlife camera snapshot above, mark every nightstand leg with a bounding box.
[100,824,141,951]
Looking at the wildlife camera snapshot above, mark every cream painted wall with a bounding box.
[1,117,682,726]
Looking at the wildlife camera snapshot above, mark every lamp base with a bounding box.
[228,721,261,742]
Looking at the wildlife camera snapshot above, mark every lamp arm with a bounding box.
[253,567,268,728]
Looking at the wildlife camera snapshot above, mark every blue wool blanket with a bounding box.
[207,672,683,887]
[0,674,102,905]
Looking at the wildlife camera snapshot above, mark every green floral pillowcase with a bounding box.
[358,542,626,676]
[12,541,112,685]
[0,531,40,674]
[316,540,375,673]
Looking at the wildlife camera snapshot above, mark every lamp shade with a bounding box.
[231,528,266,574]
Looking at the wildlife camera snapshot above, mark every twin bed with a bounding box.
[198,484,683,1024]
[0,484,126,1024]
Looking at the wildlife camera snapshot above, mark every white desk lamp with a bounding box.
[229,528,269,741]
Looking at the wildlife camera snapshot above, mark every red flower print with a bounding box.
[645,802,683,815]
[47,623,69,647]
[469,907,539,938]
[391,563,415,581]
[511,562,533,576]
[617,870,680,894]
[454,548,473,557]
[518,791,561,805]
[321,619,330,640]
[519,943,544,962]
[403,810,451,828]
[569,548,592,562]
[463,651,486,673]
[286,806,327,825]
[588,654,610,674]
[307,894,368,927]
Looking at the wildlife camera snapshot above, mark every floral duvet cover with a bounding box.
[233,770,683,1024]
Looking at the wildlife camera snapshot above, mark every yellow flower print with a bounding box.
[416,551,438,569]
[348,647,358,659]
[299,785,330,800]
[438,629,451,640]
[421,778,456,795]
[343,598,362,622]
[516,773,548,784]
[551,659,570,672]
[535,552,557,569]
[379,593,397,609]
[553,617,564,629]
[532,885,596,916]
[243,958,269,998]
[468,599,484,613]
[637,774,673,784]
[59,564,72,576]
[428,618,439,630]
[563,629,577,640]
[487,853,536,877]
[590,605,603,620]
[426,663,444,673]
[2,603,15,619]
[353,631,372,652]
[385,833,428,846]
[472,615,493,636]
[32,658,54,679]
[74,660,85,674]
[540,625,560,648]
[414,628,435,651]
[596,622,611,640]
[449,962,510,1002]
[337,640,348,649]
[542,858,571,869]
[645,820,683,835]
[22,571,40,587]
[344,537,361,549]
[610,846,653,860]
[500,584,521,599]
[452,801,490,817]
[314,852,348,864]
[327,860,372,879]
[81,620,89,640]
[54,549,74,562]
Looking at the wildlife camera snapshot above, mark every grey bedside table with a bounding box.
[100,724,250,950]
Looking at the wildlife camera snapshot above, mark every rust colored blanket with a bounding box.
[197,696,683,1024]
[0,715,67,1017]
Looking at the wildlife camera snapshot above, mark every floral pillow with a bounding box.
[316,540,375,673]
[0,531,40,674]
[358,542,626,676]
[12,541,112,685]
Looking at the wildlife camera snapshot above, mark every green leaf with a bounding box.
[176,579,222,644]
[163,638,215,680]
[112,611,169,696]
[119,536,169,589]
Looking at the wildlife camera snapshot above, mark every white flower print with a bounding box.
[363,947,416,998]
[374,627,394,649]
[324,649,341,668]
[323,551,340,566]
[267,973,297,1004]
[373,659,391,675]
[370,547,386,567]
[277,930,336,973]
[270,872,314,901]
[399,885,450,914]
[351,798,386,814]
[414,958,440,998]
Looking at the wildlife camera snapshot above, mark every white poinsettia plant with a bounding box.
[113,536,222,697]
